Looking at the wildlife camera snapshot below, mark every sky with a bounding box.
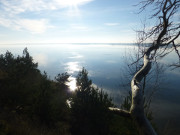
[0,0,164,44]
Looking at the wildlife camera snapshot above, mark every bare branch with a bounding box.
[129,54,144,66]
[172,41,180,63]
[170,63,180,69]
[109,107,131,118]
[128,0,180,135]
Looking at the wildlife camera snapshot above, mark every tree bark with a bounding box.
[109,47,158,135]
[130,48,157,135]
[109,107,131,118]
[109,1,180,134]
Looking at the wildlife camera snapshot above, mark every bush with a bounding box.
[71,68,114,135]
[0,48,71,134]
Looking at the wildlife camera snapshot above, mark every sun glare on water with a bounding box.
[66,76,77,91]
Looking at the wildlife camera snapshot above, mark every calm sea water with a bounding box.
[0,44,180,134]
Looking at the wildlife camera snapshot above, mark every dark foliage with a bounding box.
[70,68,114,135]
[0,49,140,135]
[0,48,70,134]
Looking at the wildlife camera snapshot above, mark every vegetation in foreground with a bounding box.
[0,48,138,135]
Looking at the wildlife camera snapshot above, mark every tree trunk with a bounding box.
[130,52,157,135]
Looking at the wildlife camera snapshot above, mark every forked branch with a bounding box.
[110,0,179,135]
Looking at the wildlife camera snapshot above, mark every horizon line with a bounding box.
[0,42,140,45]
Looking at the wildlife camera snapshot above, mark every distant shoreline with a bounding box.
[0,43,139,46]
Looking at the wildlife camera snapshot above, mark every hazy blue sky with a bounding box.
[0,0,157,44]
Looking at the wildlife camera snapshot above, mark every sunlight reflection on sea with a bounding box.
[0,43,180,133]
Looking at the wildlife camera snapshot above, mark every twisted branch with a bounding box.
[110,0,179,135]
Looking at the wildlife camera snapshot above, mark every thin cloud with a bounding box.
[14,19,49,34]
[0,17,11,28]
[0,0,94,14]
[0,16,49,34]
[71,24,89,30]
[104,23,119,26]
[0,0,93,33]
[54,0,94,8]
[0,0,49,14]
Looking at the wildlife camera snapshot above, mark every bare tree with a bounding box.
[120,44,164,117]
[110,0,180,135]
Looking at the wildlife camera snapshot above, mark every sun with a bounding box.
[56,0,89,7]
[65,0,81,6]
[55,0,92,16]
